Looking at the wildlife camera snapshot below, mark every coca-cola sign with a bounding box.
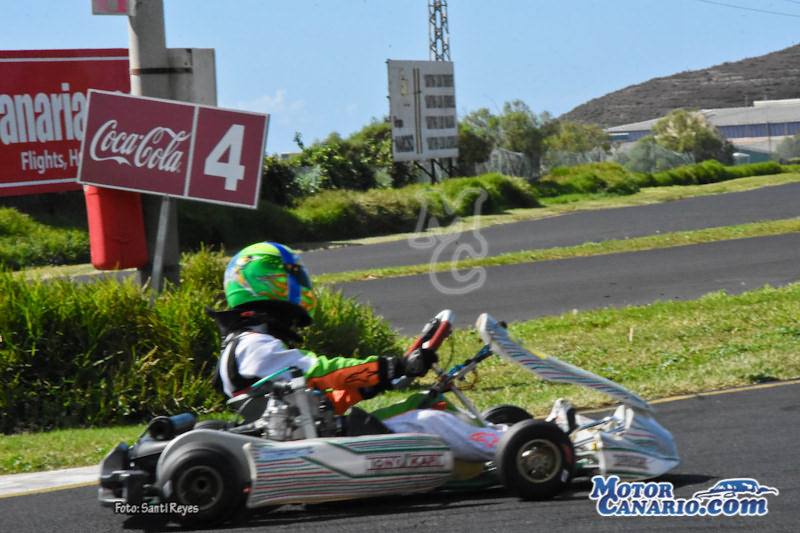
[89,121,191,173]
[0,49,129,197]
[78,90,268,208]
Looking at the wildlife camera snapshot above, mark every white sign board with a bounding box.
[78,90,268,209]
[387,60,458,162]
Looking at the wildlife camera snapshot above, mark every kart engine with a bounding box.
[261,385,338,440]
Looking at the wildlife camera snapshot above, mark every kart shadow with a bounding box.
[658,473,716,490]
[120,486,516,531]
[243,488,509,528]
[120,476,717,531]
[560,473,716,500]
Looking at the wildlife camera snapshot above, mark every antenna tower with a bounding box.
[428,1,450,61]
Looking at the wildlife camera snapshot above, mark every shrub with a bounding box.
[534,160,787,201]
[0,208,90,269]
[290,173,538,242]
[261,155,305,206]
[0,248,403,433]
[650,160,783,187]
[536,162,640,196]
[177,199,306,251]
[439,173,538,214]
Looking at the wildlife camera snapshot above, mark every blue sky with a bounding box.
[3,1,800,155]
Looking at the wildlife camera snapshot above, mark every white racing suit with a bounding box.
[218,327,504,461]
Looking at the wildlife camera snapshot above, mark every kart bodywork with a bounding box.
[478,314,679,480]
[98,311,679,524]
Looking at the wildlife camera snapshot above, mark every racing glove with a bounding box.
[402,347,437,377]
[358,350,438,398]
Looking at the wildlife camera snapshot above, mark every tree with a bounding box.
[299,140,376,191]
[545,121,611,153]
[495,100,558,176]
[456,117,493,176]
[261,155,303,206]
[775,133,800,162]
[347,119,416,187]
[651,109,734,164]
[543,121,612,169]
[617,137,694,173]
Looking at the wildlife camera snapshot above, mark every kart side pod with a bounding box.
[154,430,455,510]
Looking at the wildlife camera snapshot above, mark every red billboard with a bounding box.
[78,90,268,209]
[0,49,129,196]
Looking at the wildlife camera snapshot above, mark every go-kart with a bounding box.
[98,310,679,526]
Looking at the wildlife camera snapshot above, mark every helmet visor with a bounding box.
[285,262,312,289]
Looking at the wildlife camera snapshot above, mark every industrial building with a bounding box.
[605,99,800,163]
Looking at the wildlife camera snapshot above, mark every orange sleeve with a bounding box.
[306,360,381,391]
[325,389,365,415]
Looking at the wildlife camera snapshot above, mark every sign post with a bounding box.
[125,0,175,291]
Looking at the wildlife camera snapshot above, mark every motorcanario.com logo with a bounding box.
[589,476,779,517]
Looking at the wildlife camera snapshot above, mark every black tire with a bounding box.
[194,419,229,431]
[168,449,244,526]
[495,419,575,500]
[481,404,533,425]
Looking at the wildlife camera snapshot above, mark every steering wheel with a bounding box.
[389,310,453,390]
[405,309,454,356]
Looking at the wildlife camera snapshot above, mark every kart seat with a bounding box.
[346,407,394,436]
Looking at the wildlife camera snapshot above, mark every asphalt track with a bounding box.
[1,381,797,532]
[301,181,800,274]
[307,182,800,334]
[334,232,800,334]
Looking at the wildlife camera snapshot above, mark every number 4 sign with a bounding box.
[79,90,269,209]
[187,105,267,207]
[205,124,246,191]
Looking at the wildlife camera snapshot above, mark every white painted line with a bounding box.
[0,465,98,498]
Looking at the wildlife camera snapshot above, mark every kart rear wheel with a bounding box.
[481,404,533,425]
[194,419,229,431]
[495,419,574,500]
[168,449,244,526]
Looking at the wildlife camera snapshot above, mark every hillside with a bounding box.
[560,43,800,127]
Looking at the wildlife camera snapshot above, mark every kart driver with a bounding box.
[208,241,505,462]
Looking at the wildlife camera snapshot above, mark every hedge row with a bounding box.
[178,172,539,250]
[535,160,785,197]
[0,207,89,269]
[0,248,403,433]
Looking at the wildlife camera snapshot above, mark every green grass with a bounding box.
[3,282,800,474]
[360,284,800,414]
[0,425,145,474]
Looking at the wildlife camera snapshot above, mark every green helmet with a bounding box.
[224,242,316,326]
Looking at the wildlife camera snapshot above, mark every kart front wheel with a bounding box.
[168,449,244,526]
[495,419,574,500]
